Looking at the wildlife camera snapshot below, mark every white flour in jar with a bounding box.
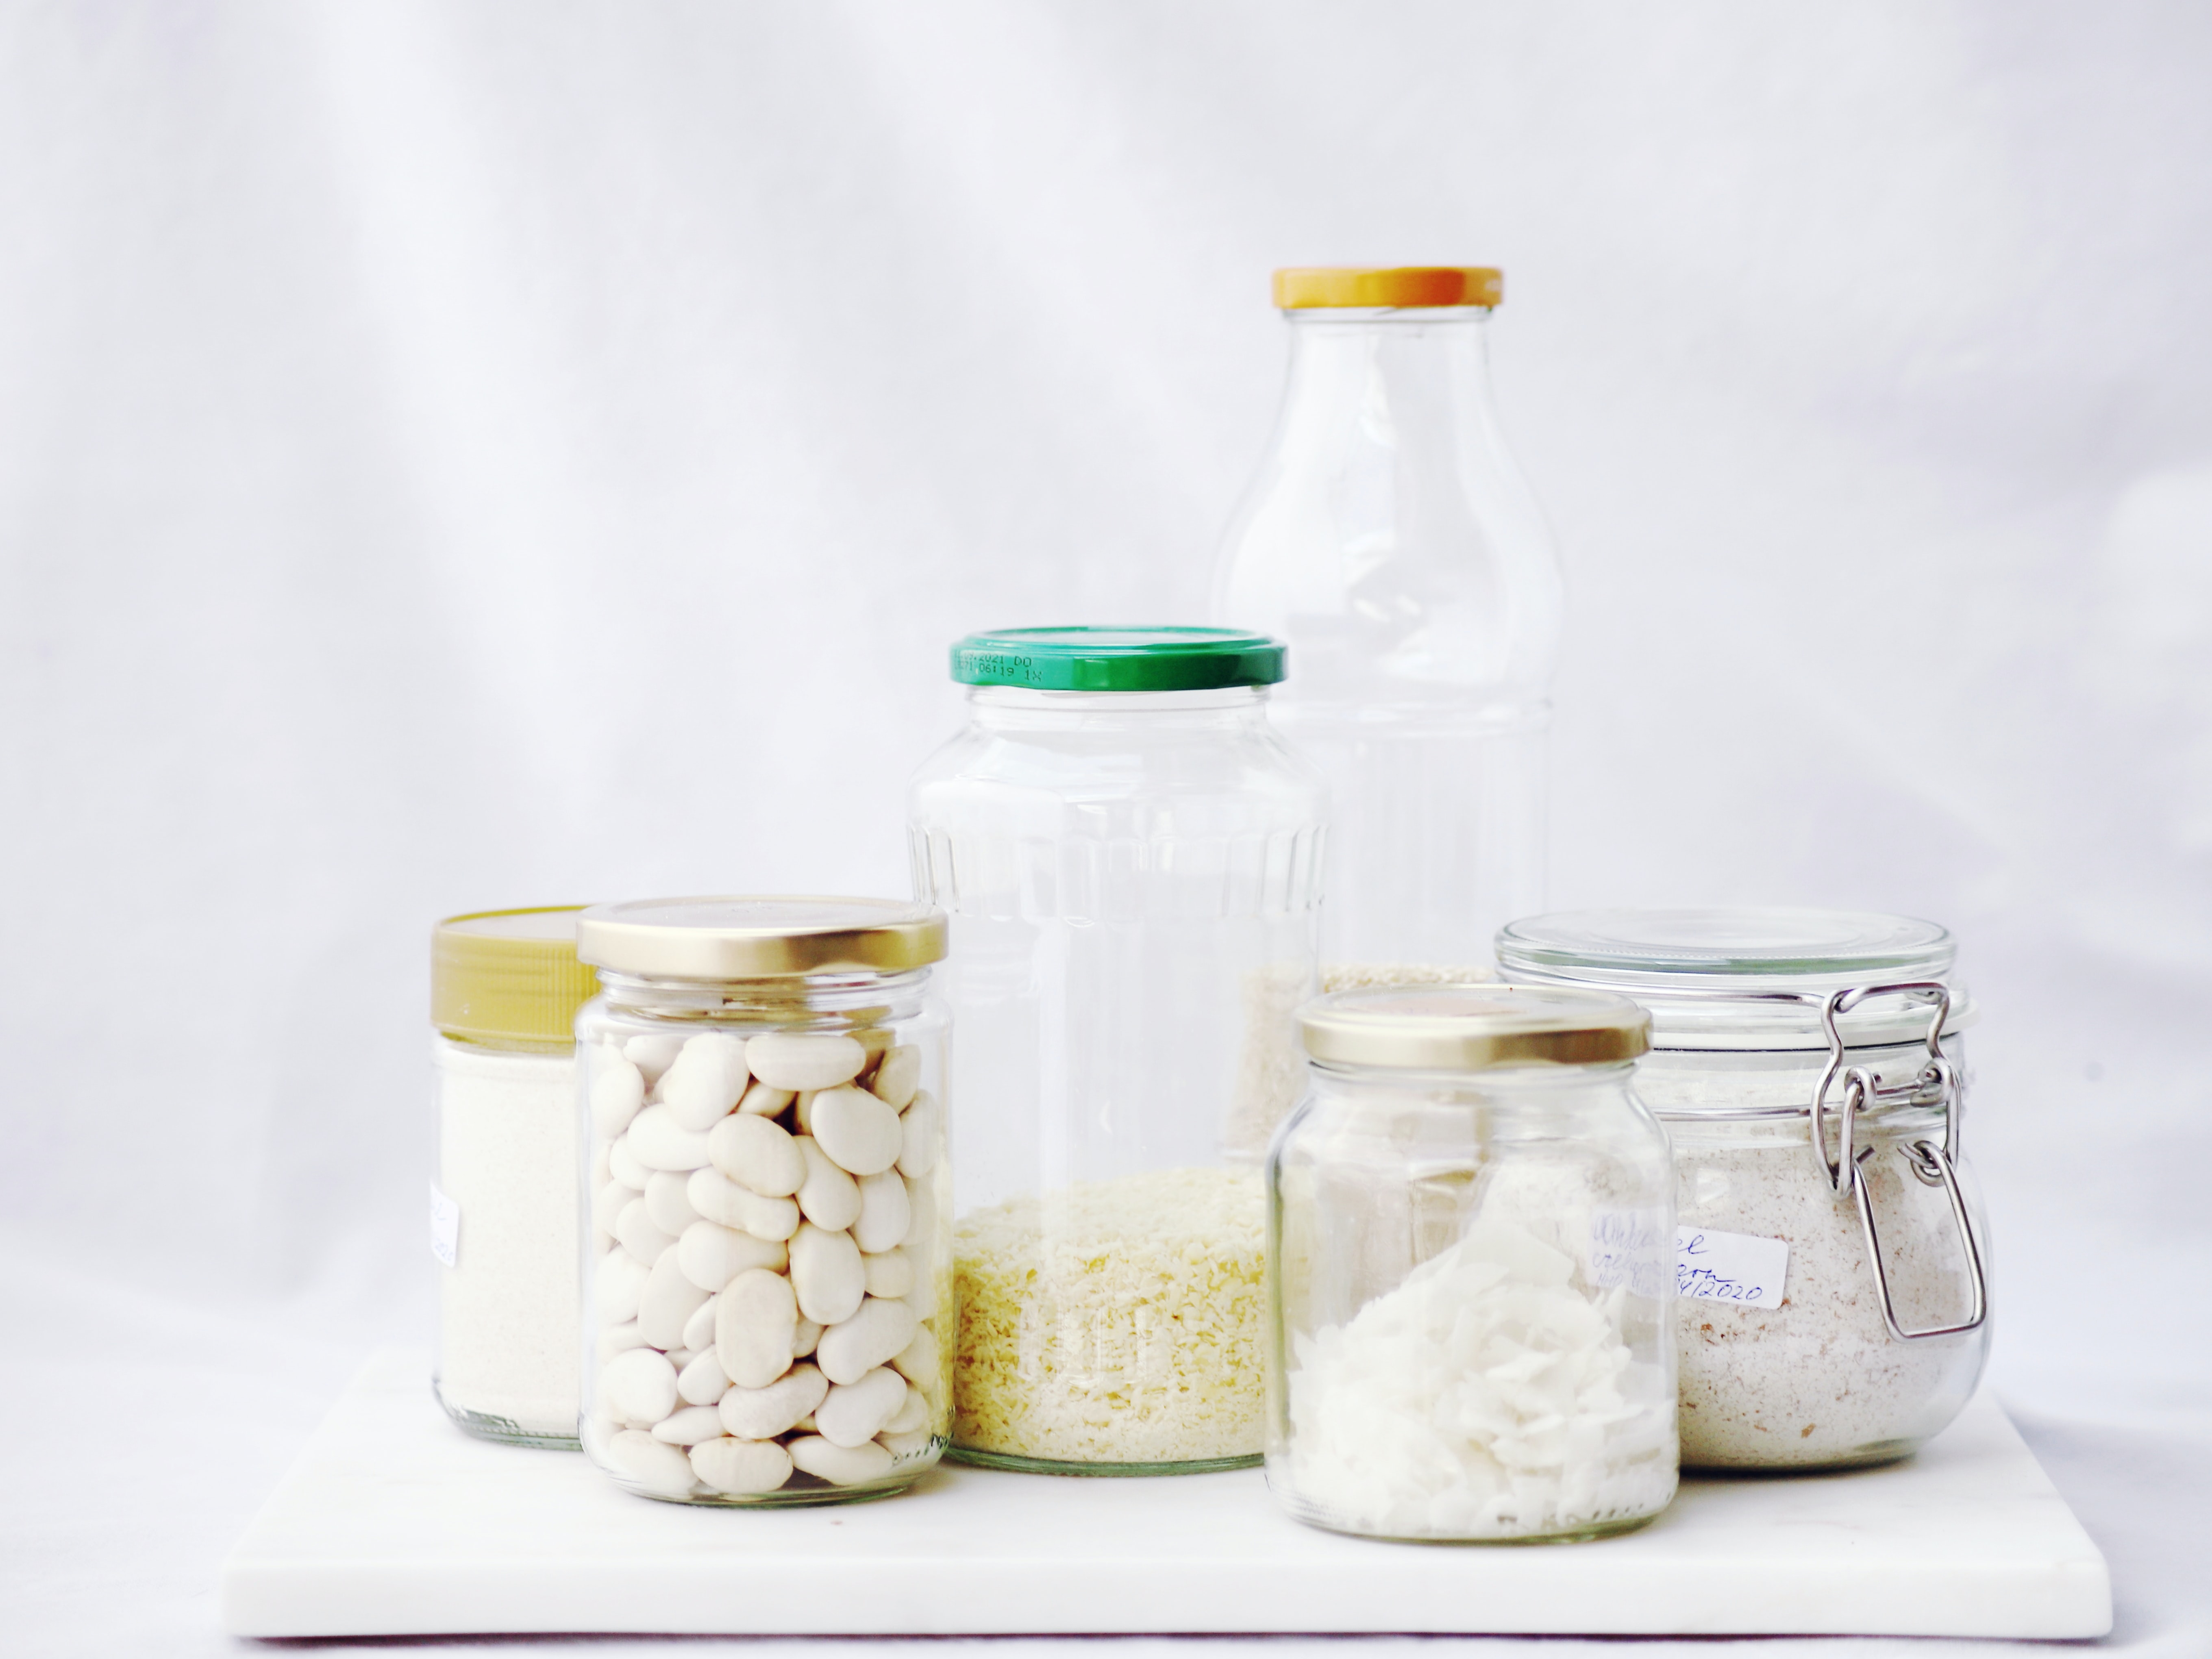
[434,1038,581,1439]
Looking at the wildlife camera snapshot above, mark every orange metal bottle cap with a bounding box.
[1272,267,1503,310]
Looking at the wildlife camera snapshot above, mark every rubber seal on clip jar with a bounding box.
[949,626,1286,693]
[1495,907,1976,1052]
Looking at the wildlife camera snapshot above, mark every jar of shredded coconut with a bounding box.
[1497,908,1992,1471]
[1267,984,1678,1542]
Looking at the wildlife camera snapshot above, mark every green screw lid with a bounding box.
[949,626,1287,692]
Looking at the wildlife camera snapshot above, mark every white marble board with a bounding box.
[220,1348,2110,1640]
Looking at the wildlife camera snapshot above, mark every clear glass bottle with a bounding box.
[1211,267,1564,973]
[907,627,1327,1473]
[1268,985,1678,1542]
[572,897,952,1505]
[1496,908,1992,1470]
[430,906,599,1448]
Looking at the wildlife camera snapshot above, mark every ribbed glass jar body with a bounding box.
[1267,1060,1678,1541]
[908,685,1326,1472]
[577,968,951,1505]
[1212,306,1563,972]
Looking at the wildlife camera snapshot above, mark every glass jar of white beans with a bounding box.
[573,896,952,1506]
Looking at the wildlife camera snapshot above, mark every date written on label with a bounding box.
[1676,1225,1787,1308]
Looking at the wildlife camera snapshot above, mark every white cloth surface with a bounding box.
[3,2,2209,1652]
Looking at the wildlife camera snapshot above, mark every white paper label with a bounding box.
[1675,1225,1787,1308]
[429,1181,459,1268]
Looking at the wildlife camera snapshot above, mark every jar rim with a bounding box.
[577,896,946,981]
[1298,983,1650,1072]
[1497,907,1967,1050]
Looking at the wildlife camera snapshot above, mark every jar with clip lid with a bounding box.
[1497,908,1991,1470]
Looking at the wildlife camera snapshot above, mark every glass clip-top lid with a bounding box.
[1495,907,1968,1050]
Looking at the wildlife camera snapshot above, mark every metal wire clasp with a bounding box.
[1807,981,1987,1342]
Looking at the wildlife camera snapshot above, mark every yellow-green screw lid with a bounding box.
[432,907,599,1047]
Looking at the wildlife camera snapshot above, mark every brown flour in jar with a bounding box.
[1674,1138,1985,1468]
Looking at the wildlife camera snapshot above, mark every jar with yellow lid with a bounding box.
[431,905,601,1448]
[573,896,952,1505]
[1211,267,1563,976]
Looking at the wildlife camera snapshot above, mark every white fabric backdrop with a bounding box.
[3,2,2209,1652]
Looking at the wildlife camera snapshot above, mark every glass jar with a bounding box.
[908,626,1327,1474]
[1497,908,1992,1471]
[572,897,952,1505]
[430,906,599,1448]
[1211,267,1563,974]
[1267,985,1678,1542]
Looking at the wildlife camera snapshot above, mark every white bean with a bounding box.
[592,1178,630,1242]
[818,1296,919,1386]
[608,1135,652,1189]
[690,1436,793,1496]
[879,1428,935,1462]
[862,1247,914,1300]
[787,1435,894,1487]
[794,1137,862,1231]
[815,1368,908,1449]
[659,1033,750,1131]
[596,1318,648,1364]
[665,1347,695,1370]
[684,1168,799,1241]
[637,1250,711,1348]
[717,1361,828,1440]
[600,1347,679,1426]
[897,1090,940,1178]
[890,1323,940,1391]
[792,1091,817,1135]
[676,1347,729,1407]
[614,1198,675,1264]
[622,1032,685,1087]
[853,1170,911,1254]
[746,1031,866,1092]
[737,1081,794,1117]
[901,1170,938,1251]
[590,1059,646,1136]
[676,1220,788,1291]
[882,1384,931,1435]
[680,1295,720,1355]
[596,1247,651,1325]
[607,1428,696,1497]
[649,1404,727,1445]
[625,1104,713,1172]
[870,1044,922,1110]
[788,1222,865,1327]
[591,1139,613,1188]
[715,1267,798,1389]
[810,1085,902,1176]
[644,1170,702,1236]
[794,1316,823,1358]
[707,1113,805,1198]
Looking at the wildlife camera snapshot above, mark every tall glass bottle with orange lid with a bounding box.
[1211,267,1564,975]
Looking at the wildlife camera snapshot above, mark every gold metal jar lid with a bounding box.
[576,896,948,981]
[1274,266,1503,309]
[1298,984,1650,1072]
[432,906,599,1047]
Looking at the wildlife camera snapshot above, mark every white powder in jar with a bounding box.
[953,1166,1266,1465]
[1673,1136,1984,1468]
[1283,1216,1676,1540]
[434,1038,581,1442]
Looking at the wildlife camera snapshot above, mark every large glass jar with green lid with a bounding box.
[908,627,1327,1474]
